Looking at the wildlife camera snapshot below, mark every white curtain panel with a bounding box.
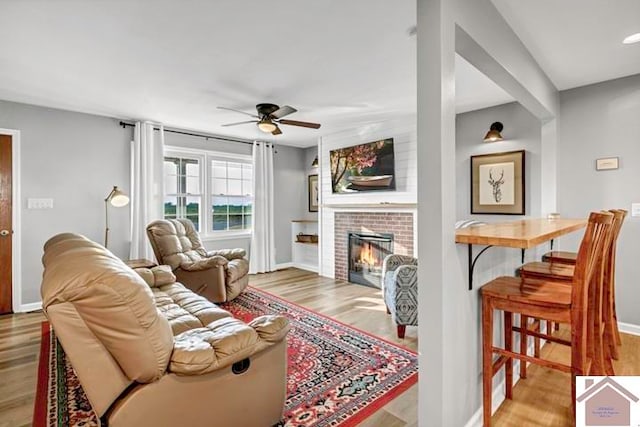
[129,121,164,260]
[249,141,276,274]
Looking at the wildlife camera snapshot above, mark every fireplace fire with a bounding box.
[348,232,394,288]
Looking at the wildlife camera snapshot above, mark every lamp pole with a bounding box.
[104,186,129,248]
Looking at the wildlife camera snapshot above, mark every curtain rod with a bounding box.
[118,121,254,146]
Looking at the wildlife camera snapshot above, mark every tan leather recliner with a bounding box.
[41,233,289,427]
[146,218,249,302]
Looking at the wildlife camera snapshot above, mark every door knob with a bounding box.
[0,230,10,236]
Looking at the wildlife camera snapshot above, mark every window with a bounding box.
[211,160,253,232]
[164,156,202,231]
[163,148,252,236]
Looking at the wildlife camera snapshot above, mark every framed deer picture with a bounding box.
[470,150,525,215]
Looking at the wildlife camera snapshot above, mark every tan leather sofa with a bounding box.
[146,219,249,303]
[41,233,289,427]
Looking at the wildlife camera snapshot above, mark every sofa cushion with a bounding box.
[134,265,176,288]
[170,315,290,375]
[41,234,174,383]
[152,282,231,336]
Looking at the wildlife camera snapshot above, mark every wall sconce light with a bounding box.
[483,122,504,142]
[104,186,129,248]
[311,156,319,167]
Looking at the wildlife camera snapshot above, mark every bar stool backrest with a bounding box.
[570,212,614,357]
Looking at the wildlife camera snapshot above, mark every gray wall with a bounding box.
[0,99,132,305]
[304,146,319,221]
[454,101,543,419]
[456,101,542,220]
[1,99,310,306]
[557,73,640,326]
[272,144,308,264]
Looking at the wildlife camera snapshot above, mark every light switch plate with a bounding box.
[632,203,640,217]
[27,198,54,209]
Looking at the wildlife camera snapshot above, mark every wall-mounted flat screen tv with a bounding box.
[330,138,396,194]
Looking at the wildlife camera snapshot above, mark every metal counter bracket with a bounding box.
[468,244,493,291]
[467,245,526,290]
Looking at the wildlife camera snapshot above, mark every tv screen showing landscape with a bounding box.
[330,138,396,194]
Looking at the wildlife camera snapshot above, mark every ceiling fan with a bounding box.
[218,103,321,135]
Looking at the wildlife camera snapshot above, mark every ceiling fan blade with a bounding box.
[217,106,259,118]
[221,120,258,127]
[271,105,297,119]
[278,119,321,129]
[272,126,283,135]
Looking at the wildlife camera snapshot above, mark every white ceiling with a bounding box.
[491,0,640,90]
[0,1,637,147]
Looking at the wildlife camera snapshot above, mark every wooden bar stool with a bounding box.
[542,250,577,265]
[481,211,614,426]
[520,210,627,359]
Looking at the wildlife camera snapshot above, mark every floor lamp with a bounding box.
[104,186,129,248]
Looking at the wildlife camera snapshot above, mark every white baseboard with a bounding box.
[618,321,640,336]
[293,263,318,273]
[17,301,43,313]
[274,262,294,270]
[464,378,509,427]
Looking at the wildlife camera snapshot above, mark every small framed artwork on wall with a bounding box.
[470,150,525,215]
[308,174,319,212]
[595,157,619,171]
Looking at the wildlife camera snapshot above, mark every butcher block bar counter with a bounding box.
[456,218,587,289]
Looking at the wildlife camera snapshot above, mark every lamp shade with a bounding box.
[106,186,130,207]
[483,122,504,142]
[257,119,277,133]
[311,156,319,167]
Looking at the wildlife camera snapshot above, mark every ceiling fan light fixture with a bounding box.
[483,121,504,142]
[257,119,277,133]
[622,32,640,44]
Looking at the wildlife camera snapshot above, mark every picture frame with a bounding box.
[595,157,619,171]
[308,174,319,212]
[470,150,525,215]
[330,138,396,194]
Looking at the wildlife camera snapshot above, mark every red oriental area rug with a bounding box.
[34,286,418,426]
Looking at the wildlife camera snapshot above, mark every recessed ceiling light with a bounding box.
[622,33,640,44]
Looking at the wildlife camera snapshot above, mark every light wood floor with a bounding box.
[1,268,639,427]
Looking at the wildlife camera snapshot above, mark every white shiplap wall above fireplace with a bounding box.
[317,117,417,278]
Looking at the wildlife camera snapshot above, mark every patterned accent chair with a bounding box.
[382,255,418,338]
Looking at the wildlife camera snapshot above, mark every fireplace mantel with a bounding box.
[323,203,416,209]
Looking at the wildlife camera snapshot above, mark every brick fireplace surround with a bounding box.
[334,212,414,282]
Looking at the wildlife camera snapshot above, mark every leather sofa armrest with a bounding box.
[169,315,290,376]
[207,248,247,260]
[134,265,176,288]
[180,256,228,271]
[248,315,290,348]
[226,258,250,283]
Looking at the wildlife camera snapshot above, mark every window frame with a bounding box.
[164,146,253,239]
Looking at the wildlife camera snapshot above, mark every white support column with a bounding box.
[417,0,458,425]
